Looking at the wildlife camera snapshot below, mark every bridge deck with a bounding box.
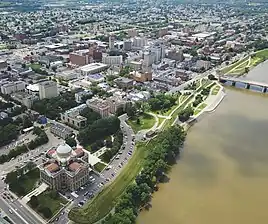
[220,76,268,88]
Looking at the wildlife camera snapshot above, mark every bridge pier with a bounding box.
[231,81,235,86]
[262,86,267,93]
[245,83,250,89]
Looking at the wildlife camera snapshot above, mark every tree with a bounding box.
[5,170,17,184]
[40,207,52,218]
[29,195,39,208]
[65,137,76,147]
[22,116,33,129]
[25,161,36,171]
[125,103,136,118]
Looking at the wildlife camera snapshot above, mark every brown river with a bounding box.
[138,64,268,224]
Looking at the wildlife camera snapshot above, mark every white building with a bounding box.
[79,63,109,76]
[0,81,26,95]
[133,37,147,48]
[143,51,155,67]
[39,81,58,100]
[102,54,123,66]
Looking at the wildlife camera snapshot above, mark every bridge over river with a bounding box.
[219,76,268,93]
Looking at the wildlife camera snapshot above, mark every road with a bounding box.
[54,114,135,224]
[0,130,63,177]
[0,190,43,224]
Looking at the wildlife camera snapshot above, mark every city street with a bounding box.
[0,130,63,177]
[0,191,44,224]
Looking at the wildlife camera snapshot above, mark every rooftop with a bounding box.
[80,63,108,72]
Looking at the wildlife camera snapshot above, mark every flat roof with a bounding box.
[80,63,108,72]
[26,84,39,92]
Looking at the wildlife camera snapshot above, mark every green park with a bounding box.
[219,49,268,76]
[68,76,221,223]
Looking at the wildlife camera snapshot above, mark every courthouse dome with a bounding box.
[56,143,72,158]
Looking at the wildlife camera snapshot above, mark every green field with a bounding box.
[194,103,207,115]
[32,190,68,218]
[29,63,42,70]
[219,56,249,75]
[211,85,221,95]
[94,162,106,172]
[127,113,156,133]
[69,141,150,223]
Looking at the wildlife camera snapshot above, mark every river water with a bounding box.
[138,65,268,224]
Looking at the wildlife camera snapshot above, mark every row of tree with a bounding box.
[148,93,177,111]
[0,127,48,164]
[178,107,194,122]
[104,126,186,224]
[77,116,120,146]
[100,130,123,163]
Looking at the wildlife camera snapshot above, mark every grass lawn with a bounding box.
[127,113,156,133]
[157,117,165,128]
[94,162,106,172]
[99,153,110,164]
[32,190,68,218]
[211,85,221,95]
[255,49,268,58]
[220,56,249,74]
[194,103,207,115]
[29,63,42,70]
[0,44,7,50]
[68,141,150,224]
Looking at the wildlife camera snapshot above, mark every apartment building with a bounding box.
[0,81,26,95]
[61,104,87,129]
[39,81,58,100]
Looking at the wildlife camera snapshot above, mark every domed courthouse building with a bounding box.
[39,143,91,192]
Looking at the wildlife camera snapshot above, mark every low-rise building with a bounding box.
[11,92,38,108]
[80,63,109,76]
[86,98,110,117]
[60,104,87,129]
[132,71,152,82]
[75,90,93,103]
[40,143,90,192]
[50,123,74,139]
[115,77,133,89]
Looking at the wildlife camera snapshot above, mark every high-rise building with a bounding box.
[123,40,132,51]
[109,34,115,50]
[0,81,26,95]
[133,37,147,48]
[128,29,137,37]
[39,81,58,100]
[143,51,155,67]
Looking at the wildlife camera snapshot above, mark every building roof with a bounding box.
[69,162,82,172]
[45,163,59,172]
[74,148,84,157]
[56,143,73,156]
[80,63,108,72]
